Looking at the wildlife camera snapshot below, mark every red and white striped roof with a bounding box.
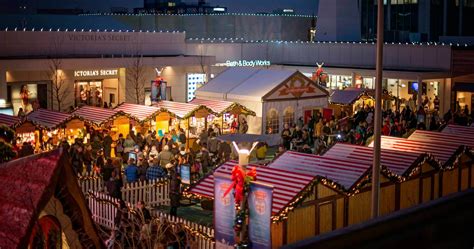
[269,151,370,191]
[0,113,20,127]
[409,130,474,148]
[190,98,235,114]
[442,124,474,137]
[25,109,73,130]
[152,100,205,119]
[186,160,315,215]
[72,106,123,126]
[323,143,421,176]
[369,136,459,165]
[114,103,160,122]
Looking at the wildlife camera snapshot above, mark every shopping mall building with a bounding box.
[1,28,474,116]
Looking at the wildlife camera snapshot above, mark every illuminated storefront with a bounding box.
[73,69,119,108]
[6,81,49,115]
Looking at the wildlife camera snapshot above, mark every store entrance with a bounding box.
[75,81,103,107]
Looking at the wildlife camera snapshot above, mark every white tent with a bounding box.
[196,68,329,134]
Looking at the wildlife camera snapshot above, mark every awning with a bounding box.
[189,98,256,116]
[185,160,315,216]
[329,89,369,105]
[269,151,371,193]
[114,103,161,123]
[152,100,216,119]
[442,124,474,136]
[323,143,438,177]
[72,106,133,127]
[369,136,462,166]
[19,109,77,130]
[0,113,20,127]
[409,130,474,149]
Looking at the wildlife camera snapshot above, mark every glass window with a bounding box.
[283,106,295,127]
[266,109,279,134]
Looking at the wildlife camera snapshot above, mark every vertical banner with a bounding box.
[214,174,235,249]
[180,164,191,185]
[248,182,273,249]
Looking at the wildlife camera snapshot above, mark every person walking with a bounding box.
[157,145,174,169]
[168,162,181,216]
[103,132,113,159]
[124,158,139,183]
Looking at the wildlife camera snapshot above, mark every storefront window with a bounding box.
[326,75,352,90]
[283,106,295,127]
[266,109,279,134]
[75,81,103,107]
[363,77,374,89]
[7,82,48,115]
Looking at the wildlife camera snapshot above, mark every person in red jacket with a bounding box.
[382,121,391,136]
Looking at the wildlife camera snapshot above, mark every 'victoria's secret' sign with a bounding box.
[68,34,132,42]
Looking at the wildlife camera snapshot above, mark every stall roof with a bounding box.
[269,151,372,192]
[21,109,76,130]
[114,103,161,123]
[72,106,132,126]
[152,100,216,119]
[189,98,256,116]
[196,68,299,101]
[323,143,439,177]
[0,150,103,248]
[185,160,315,217]
[369,136,464,166]
[408,130,474,148]
[0,113,20,127]
[442,124,474,137]
[329,89,368,105]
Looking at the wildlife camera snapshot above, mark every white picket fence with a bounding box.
[87,191,215,249]
[78,172,170,207]
[78,172,104,194]
[121,178,170,206]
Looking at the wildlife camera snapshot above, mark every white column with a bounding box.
[0,68,7,108]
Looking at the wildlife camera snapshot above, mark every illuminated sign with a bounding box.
[215,60,271,67]
[74,69,118,77]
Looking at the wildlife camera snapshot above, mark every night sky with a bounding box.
[0,0,319,15]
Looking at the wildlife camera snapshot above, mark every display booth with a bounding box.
[329,88,375,117]
[152,100,217,147]
[0,150,104,248]
[196,68,329,135]
[189,98,256,134]
[72,105,136,140]
[15,109,85,148]
[186,134,474,247]
[114,102,162,134]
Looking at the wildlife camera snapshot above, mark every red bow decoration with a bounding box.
[223,165,257,205]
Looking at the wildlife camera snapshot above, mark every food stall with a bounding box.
[72,105,136,140]
[152,100,217,147]
[185,133,473,247]
[0,113,20,128]
[14,109,85,149]
[114,102,162,135]
[189,98,256,134]
[328,88,374,117]
[195,68,329,135]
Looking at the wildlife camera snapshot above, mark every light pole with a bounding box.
[371,0,384,219]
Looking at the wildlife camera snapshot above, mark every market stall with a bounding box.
[72,105,136,140]
[114,102,162,134]
[196,68,329,135]
[186,136,473,247]
[15,109,85,148]
[329,88,374,117]
[152,100,217,147]
[189,98,256,134]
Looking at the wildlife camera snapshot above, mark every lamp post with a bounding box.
[371,0,384,219]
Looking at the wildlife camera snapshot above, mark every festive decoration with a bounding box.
[224,165,246,205]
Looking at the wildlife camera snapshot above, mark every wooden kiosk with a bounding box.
[186,134,473,248]
[14,109,85,148]
[72,105,136,140]
[189,98,256,133]
[114,102,162,135]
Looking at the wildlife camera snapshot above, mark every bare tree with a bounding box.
[46,58,68,111]
[126,54,146,104]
